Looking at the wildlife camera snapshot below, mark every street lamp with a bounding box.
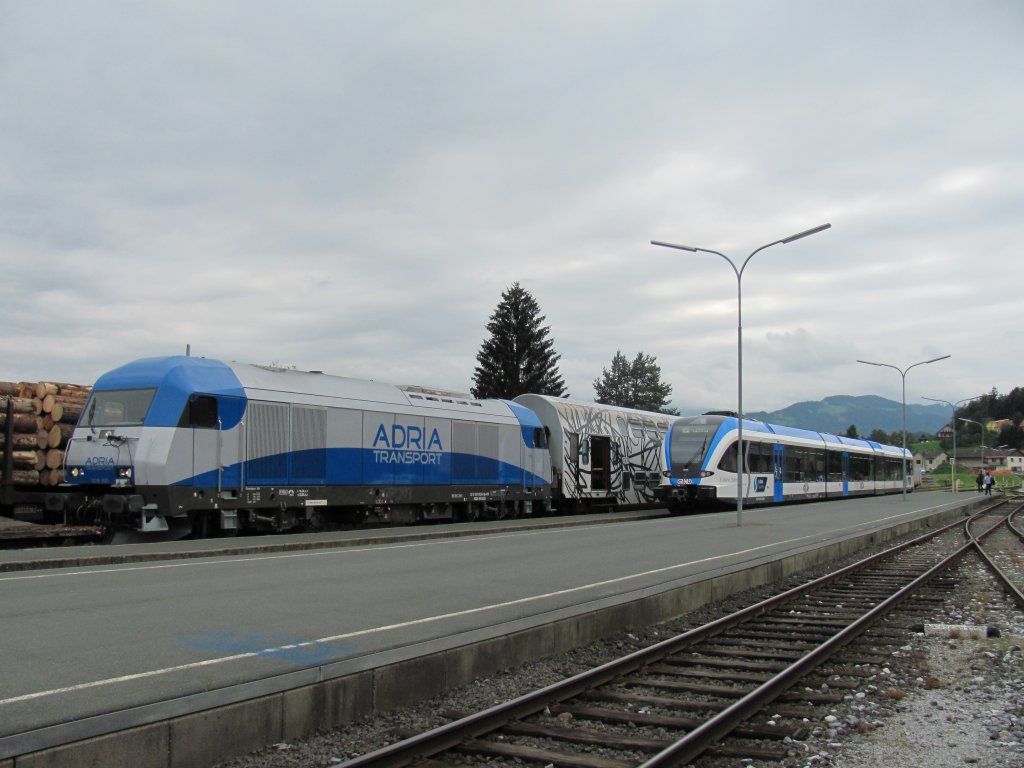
[922,394,985,493]
[651,223,831,526]
[959,417,986,471]
[857,355,951,500]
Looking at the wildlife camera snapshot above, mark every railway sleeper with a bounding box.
[580,689,821,720]
[620,676,844,705]
[455,737,633,768]
[550,703,807,741]
[501,721,790,762]
[643,663,861,689]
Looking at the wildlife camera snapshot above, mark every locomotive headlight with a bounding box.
[70,467,81,478]
[117,467,133,479]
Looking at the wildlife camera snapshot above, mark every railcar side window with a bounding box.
[718,442,738,473]
[747,442,773,473]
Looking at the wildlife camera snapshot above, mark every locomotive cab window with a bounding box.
[81,388,156,427]
[179,394,219,428]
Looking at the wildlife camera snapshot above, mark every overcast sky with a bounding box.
[1,1,1021,414]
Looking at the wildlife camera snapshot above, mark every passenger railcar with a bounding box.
[515,395,673,510]
[63,356,552,536]
[655,413,911,513]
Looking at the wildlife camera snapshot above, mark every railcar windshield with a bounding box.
[80,388,157,427]
[668,416,725,475]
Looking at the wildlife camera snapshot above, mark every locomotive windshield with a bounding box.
[81,388,156,427]
[668,416,726,475]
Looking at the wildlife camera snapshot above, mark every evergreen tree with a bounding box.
[846,424,859,438]
[593,350,679,414]
[471,282,567,399]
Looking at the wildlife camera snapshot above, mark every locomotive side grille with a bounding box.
[290,406,326,483]
[478,424,498,483]
[247,401,289,484]
[452,421,475,483]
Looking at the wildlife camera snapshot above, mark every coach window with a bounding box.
[811,449,826,481]
[569,432,580,465]
[784,448,806,482]
[183,395,218,428]
[849,455,872,481]
[827,451,843,482]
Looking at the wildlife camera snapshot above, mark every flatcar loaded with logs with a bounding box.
[1,380,90,525]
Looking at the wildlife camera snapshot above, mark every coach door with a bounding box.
[842,452,850,496]
[773,444,785,502]
[591,435,612,491]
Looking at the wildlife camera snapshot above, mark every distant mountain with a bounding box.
[745,395,949,436]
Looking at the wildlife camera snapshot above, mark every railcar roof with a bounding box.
[515,393,676,424]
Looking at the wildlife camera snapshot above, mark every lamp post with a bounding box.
[959,417,986,471]
[922,394,985,493]
[857,355,951,500]
[651,223,831,526]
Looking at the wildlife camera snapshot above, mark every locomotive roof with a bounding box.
[91,356,522,421]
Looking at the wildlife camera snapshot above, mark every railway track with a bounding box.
[337,499,1020,768]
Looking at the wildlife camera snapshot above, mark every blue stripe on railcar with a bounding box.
[182,450,543,488]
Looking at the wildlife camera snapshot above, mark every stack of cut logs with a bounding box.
[1,380,90,486]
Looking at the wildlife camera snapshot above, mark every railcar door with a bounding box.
[773,444,785,502]
[842,452,850,496]
[591,436,611,491]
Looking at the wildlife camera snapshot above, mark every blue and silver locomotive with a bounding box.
[64,356,552,536]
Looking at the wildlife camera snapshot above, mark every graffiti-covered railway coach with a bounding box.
[514,394,673,510]
[63,356,553,535]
